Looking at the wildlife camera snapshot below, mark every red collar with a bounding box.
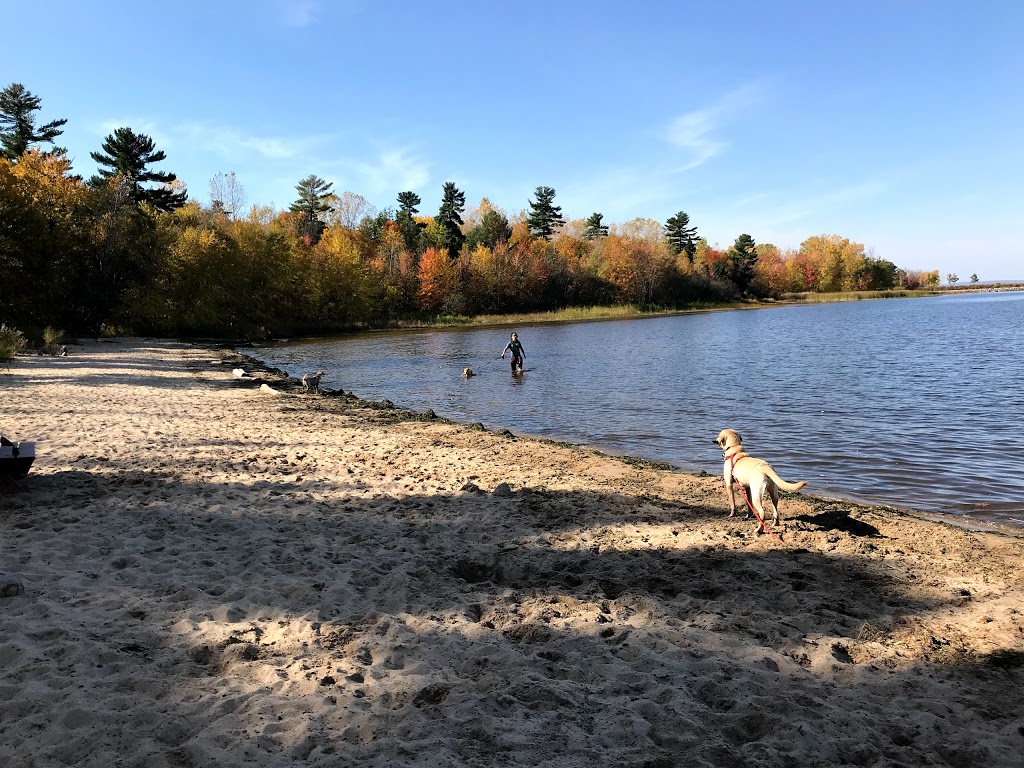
[725,452,746,477]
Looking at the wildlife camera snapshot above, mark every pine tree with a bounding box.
[89,127,187,211]
[583,212,609,241]
[397,191,421,216]
[724,233,758,292]
[289,175,334,244]
[665,210,698,258]
[435,182,466,256]
[466,208,512,250]
[396,190,425,252]
[526,186,565,240]
[0,83,68,160]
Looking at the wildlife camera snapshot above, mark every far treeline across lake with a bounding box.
[1,81,953,342]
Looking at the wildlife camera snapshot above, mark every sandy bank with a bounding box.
[1,339,1022,767]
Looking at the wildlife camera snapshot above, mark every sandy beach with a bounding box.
[1,338,1022,767]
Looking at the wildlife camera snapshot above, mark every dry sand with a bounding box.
[1,338,1022,767]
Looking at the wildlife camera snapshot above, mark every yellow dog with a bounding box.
[715,429,807,534]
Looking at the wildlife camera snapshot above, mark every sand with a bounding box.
[1,338,1022,767]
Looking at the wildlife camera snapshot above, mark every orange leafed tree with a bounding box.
[600,235,674,304]
[417,247,458,311]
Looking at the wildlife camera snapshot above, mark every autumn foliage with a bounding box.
[2,152,928,338]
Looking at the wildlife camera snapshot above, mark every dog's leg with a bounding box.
[723,468,738,517]
[761,485,780,529]
[750,478,768,533]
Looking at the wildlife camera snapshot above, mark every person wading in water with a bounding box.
[500,332,525,374]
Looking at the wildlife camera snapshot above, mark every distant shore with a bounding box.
[234,284,1024,344]
[2,339,1023,766]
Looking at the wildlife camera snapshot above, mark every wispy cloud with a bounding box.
[278,0,321,28]
[96,119,335,162]
[101,119,337,164]
[179,122,332,161]
[350,146,431,199]
[96,118,166,145]
[692,178,891,249]
[734,180,888,227]
[664,83,766,170]
[558,165,677,222]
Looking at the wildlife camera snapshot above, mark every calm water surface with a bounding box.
[252,292,1024,527]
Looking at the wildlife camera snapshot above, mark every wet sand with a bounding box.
[1,339,1022,767]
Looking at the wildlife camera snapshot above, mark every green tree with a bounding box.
[397,190,421,216]
[0,83,67,160]
[717,233,758,293]
[970,273,979,284]
[358,208,395,242]
[526,185,565,240]
[435,181,466,256]
[466,207,512,250]
[396,190,425,252]
[947,273,959,286]
[89,127,187,211]
[79,174,162,332]
[289,175,334,244]
[583,212,609,241]
[665,210,698,258]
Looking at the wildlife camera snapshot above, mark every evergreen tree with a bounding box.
[358,208,395,243]
[466,208,512,250]
[89,127,187,211]
[435,182,466,256]
[0,83,68,160]
[396,190,425,252]
[397,190,421,216]
[583,212,609,241]
[722,233,758,293]
[526,185,565,240]
[665,210,698,258]
[289,175,334,244]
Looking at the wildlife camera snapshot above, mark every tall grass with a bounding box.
[391,302,746,330]
[779,290,932,303]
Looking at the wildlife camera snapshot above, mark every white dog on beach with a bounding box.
[302,370,325,394]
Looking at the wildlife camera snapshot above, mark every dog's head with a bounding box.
[463,368,474,377]
[715,429,743,453]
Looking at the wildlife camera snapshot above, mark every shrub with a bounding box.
[0,324,28,364]
[42,326,67,355]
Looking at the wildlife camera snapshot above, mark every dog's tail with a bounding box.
[765,467,807,493]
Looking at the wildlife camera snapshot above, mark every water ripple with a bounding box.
[254,291,1024,527]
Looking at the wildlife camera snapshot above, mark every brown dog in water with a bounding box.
[715,429,807,534]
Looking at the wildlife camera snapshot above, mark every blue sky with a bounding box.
[4,0,1022,280]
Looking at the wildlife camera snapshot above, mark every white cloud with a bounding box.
[278,0,321,27]
[558,166,676,222]
[664,83,766,170]
[665,110,727,170]
[176,122,310,160]
[350,147,431,199]
[738,180,888,228]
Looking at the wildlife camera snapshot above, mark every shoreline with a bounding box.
[237,346,1024,538]
[2,339,1022,766]
[237,284,1024,344]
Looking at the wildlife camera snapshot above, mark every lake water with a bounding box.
[251,292,1024,528]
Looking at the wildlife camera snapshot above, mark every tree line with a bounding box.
[0,82,938,339]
